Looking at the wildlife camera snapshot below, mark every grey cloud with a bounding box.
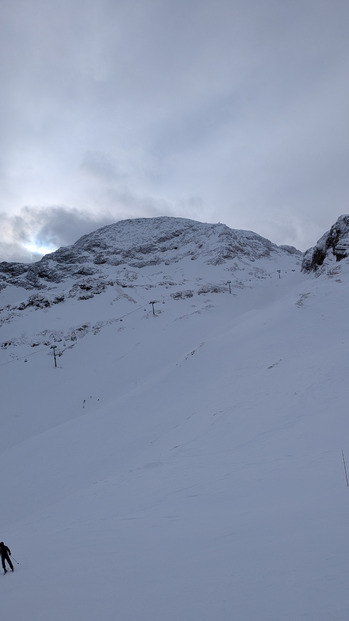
[18,206,114,248]
[0,206,115,262]
[0,0,348,254]
[0,242,40,264]
[98,186,204,224]
[80,152,125,183]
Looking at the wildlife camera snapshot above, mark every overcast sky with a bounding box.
[1,0,348,262]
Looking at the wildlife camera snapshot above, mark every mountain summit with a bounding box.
[0,217,300,291]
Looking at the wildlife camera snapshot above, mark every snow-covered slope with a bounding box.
[0,216,348,621]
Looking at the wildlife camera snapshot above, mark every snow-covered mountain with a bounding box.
[0,217,300,353]
[0,215,348,621]
[0,216,299,289]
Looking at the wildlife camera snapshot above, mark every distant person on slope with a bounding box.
[0,542,13,573]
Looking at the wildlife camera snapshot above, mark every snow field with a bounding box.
[0,249,349,620]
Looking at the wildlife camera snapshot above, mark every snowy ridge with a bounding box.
[0,216,349,621]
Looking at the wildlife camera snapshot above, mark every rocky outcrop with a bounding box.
[302,215,349,272]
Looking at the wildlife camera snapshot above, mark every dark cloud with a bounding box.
[17,206,114,248]
[0,206,114,262]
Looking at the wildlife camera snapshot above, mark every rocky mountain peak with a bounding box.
[0,217,300,291]
[302,215,349,272]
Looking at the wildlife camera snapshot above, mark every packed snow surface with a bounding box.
[0,217,348,620]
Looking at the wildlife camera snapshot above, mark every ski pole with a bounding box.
[10,555,19,565]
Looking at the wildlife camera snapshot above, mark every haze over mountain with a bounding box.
[0,215,348,621]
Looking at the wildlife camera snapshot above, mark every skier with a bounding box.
[0,542,13,573]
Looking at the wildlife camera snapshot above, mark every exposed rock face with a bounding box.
[0,217,300,291]
[302,215,349,272]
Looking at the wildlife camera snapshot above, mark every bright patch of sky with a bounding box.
[24,242,56,256]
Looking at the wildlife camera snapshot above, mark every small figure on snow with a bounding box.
[0,542,13,574]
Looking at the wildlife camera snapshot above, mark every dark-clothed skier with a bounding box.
[0,542,13,573]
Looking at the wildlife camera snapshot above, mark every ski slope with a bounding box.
[0,219,348,620]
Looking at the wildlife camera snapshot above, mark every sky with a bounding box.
[1,0,349,262]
